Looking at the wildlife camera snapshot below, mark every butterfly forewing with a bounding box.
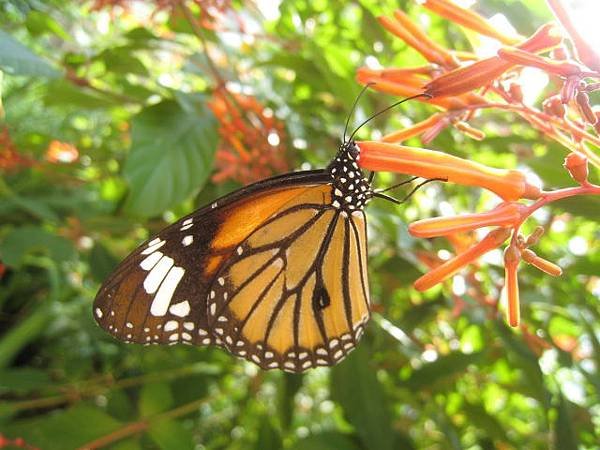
[93,171,332,347]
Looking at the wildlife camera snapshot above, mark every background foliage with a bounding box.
[0,0,598,449]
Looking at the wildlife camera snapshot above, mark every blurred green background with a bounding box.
[1,0,599,449]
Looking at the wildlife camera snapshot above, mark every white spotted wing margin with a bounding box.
[205,205,371,373]
[92,170,331,348]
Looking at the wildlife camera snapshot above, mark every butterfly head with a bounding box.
[327,140,373,211]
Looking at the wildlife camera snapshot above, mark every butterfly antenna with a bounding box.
[373,177,447,205]
[344,82,375,143]
[348,93,432,142]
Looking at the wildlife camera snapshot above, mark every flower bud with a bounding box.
[563,152,589,184]
[521,249,563,276]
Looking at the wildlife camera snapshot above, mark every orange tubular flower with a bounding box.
[378,12,457,68]
[521,249,563,276]
[421,0,522,45]
[408,202,524,238]
[209,89,289,184]
[425,23,562,97]
[381,114,446,143]
[357,141,541,201]
[504,246,521,327]
[497,47,582,77]
[414,227,512,291]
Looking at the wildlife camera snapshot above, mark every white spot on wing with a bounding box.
[140,251,163,270]
[149,265,184,316]
[164,320,178,331]
[141,240,165,255]
[182,235,193,246]
[95,308,103,318]
[144,256,174,294]
[169,300,190,317]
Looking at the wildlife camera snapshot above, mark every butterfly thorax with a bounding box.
[327,140,372,211]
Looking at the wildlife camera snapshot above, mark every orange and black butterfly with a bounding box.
[93,94,428,372]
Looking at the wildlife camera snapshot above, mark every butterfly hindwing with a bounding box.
[93,171,332,347]
[206,205,371,372]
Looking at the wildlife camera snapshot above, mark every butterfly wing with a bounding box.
[93,170,333,347]
[206,206,371,372]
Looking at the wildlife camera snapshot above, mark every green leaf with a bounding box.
[462,402,507,443]
[139,382,174,417]
[43,79,118,109]
[123,96,218,217]
[494,321,550,406]
[25,11,70,40]
[404,351,484,391]
[3,404,121,450]
[0,29,60,78]
[554,394,578,450]
[147,419,195,450]
[277,373,304,430]
[0,368,50,393]
[254,417,283,450]
[89,242,119,283]
[289,432,361,450]
[0,225,76,267]
[330,344,394,450]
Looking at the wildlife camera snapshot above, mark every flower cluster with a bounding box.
[356,0,599,327]
[208,88,290,184]
[45,140,79,164]
[90,0,232,30]
[0,127,34,172]
[356,0,600,162]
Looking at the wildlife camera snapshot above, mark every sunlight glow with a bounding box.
[474,14,517,58]
[569,0,600,52]
[517,67,549,106]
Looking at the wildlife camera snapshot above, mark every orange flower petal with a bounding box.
[392,10,458,68]
[381,114,445,143]
[378,14,455,68]
[575,92,597,125]
[422,0,521,45]
[357,141,541,201]
[424,56,509,98]
[425,23,562,97]
[504,246,521,327]
[497,47,582,77]
[413,227,511,291]
[521,249,563,276]
[408,203,522,238]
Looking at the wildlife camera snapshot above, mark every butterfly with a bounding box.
[93,93,429,373]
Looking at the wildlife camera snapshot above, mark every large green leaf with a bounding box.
[0,225,76,267]
[3,404,121,450]
[0,29,60,78]
[123,96,217,217]
[0,367,50,393]
[330,344,394,450]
